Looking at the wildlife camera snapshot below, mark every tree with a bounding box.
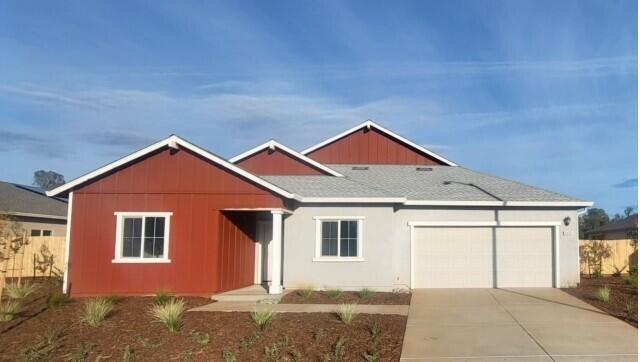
[624,206,636,217]
[579,208,610,239]
[579,241,613,278]
[33,170,65,191]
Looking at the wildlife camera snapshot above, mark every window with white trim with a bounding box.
[114,212,172,262]
[314,217,363,260]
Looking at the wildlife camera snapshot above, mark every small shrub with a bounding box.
[47,292,70,308]
[0,300,21,321]
[289,349,303,362]
[333,336,347,361]
[68,342,93,362]
[5,282,39,299]
[105,295,123,304]
[82,298,114,327]
[150,298,185,332]
[222,350,236,362]
[596,286,611,303]
[337,303,358,324]
[593,267,603,279]
[326,289,343,300]
[297,287,314,300]
[314,328,325,342]
[369,321,381,339]
[154,290,173,306]
[190,330,210,345]
[626,299,636,319]
[239,332,261,351]
[123,345,136,362]
[624,274,638,287]
[251,308,277,331]
[264,343,280,360]
[358,288,375,299]
[363,350,380,362]
[20,328,60,361]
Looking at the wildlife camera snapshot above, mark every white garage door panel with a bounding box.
[414,226,554,288]
[496,227,553,288]
[414,227,493,288]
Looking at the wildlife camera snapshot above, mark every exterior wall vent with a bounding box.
[351,166,369,171]
[416,167,433,171]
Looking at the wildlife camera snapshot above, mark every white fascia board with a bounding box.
[229,140,344,177]
[504,201,594,207]
[300,120,458,166]
[404,200,506,206]
[47,135,296,199]
[299,197,407,203]
[11,212,67,220]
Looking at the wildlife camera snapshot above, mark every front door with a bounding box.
[255,221,273,284]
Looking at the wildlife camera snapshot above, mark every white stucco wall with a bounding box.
[282,204,581,290]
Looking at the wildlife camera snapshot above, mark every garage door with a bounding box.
[414,227,553,288]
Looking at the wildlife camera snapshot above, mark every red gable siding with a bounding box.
[306,127,446,165]
[235,148,327,175]
[69,147,284,297]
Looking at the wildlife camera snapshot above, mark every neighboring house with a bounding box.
[0,181,67,237]
[584,214,638,240]
[47,121,592,297]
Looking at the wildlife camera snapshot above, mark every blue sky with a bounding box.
[0,0,636,214]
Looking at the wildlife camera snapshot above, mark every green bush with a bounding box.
[47,292,70,308]
[297,287,314,300]
[0,300,21,321]
[82,298,114,327]
[596,286,611,303]
[5,282,39,299]
[358,288,374,299]
[154,290,173,306]
[20,328,60,361]
[337,303,358,325]
[326,289,343,300]
[251,308,277,331]
[150,298,185,332]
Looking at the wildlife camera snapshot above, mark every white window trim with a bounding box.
[313,216,365,262]
[112,212,173,263]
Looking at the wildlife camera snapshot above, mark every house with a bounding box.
[584,214,638,240]
[47,121,592,297]
[0,181,67,237]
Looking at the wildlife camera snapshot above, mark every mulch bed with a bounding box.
[280,290,412,305]
[0,278,407,361]
[562,275,637,327]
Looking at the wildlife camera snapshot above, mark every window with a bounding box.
[42,230,52,236]
[113,212,172,263]
[314,217,364,261]
[31,229,41,237]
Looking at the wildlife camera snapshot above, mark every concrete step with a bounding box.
[211,284,282,303]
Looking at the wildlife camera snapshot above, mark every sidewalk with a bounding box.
[190,302,409,315]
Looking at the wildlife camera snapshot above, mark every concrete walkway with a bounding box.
[190,301,409,315]
[401,288,638,361]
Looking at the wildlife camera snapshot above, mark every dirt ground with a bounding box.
[562,275,637,327]
[0,278,407,361]
[280,290,411,305]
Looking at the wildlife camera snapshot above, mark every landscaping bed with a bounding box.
[562,275,637,327]
[0,279,407,361]
[280,289,412,305]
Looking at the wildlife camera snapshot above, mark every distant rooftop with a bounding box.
[0,181,67,219]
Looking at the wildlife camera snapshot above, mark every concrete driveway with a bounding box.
[401,288,638,361]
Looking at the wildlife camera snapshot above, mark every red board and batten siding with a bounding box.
[69,147,284,297]
[306,127,446,165]
[235,148,327,175]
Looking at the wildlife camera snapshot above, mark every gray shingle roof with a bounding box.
[263,165,584,203]
[0,181,67,218]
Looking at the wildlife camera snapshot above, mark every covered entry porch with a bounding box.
[221,208,289,295]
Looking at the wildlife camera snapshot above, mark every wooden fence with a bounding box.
[580,239,637,275]
[1,236,65,279]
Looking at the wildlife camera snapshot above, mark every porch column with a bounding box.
[269,210,283,294]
